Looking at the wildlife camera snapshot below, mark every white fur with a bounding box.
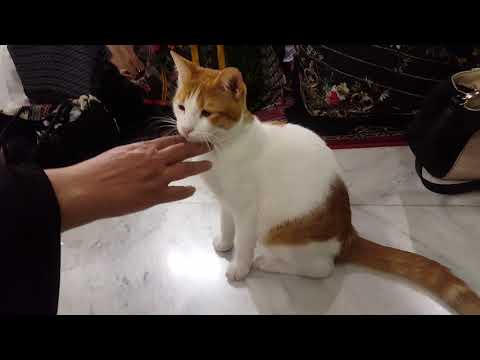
[174,95,343,281]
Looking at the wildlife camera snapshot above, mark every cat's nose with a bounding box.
[181,127,193,137]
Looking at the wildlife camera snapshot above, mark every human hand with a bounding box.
[106,45,145,79]
[46,136,211,231]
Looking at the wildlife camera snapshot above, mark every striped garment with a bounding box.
[7,45,108,104]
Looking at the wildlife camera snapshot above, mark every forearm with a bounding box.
[45,167,90,232]
[0,164,61,314]
[45,164,105,232]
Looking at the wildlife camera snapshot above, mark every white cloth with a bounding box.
[283,45,296,63]
[0,45,29,115]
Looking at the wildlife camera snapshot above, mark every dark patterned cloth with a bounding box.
[292,45,480,123]
[284,45,480,148]
[224,45,286,111]
[133,45,286,112]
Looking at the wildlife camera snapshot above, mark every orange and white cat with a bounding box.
[170,51,480,315]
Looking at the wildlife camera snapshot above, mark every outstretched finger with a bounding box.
[160,186,196,203]
[161,142,211,165]
[121,135,185,152]
[164,160,212,182]
[144,135,186,150]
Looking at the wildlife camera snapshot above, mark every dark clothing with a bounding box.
[8,45,149,144]
[0,163,61,315]
[7,45,108,105]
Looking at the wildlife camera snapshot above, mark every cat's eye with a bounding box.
[201,110,211,118]
[178,104,185,111]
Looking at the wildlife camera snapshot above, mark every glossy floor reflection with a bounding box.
[58,146,480,314]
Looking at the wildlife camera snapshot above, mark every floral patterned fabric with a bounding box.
[133,45,286,112]
[294,45,480,122]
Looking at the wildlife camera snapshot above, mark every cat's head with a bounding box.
[171,51,252,144]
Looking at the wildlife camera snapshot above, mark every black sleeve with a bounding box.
[0,164,61,315]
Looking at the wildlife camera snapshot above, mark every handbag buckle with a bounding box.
[461,90,480,105]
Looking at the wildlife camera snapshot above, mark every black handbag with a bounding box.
[408,68,480,194]
[0,95,122,168]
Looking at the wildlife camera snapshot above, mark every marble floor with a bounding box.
[58,146,480,315]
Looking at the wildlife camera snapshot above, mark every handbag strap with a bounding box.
[415,158,480,194]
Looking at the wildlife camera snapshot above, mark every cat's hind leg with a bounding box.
[254,241,338,278]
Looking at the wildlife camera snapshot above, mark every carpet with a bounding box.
[255,100,408,149]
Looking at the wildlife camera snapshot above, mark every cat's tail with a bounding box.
[338,235,480,315]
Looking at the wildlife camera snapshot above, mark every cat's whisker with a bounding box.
[154,125,178,134]
[162,130,178,137]
[199,133,208,150]
[200,132,220,151]
[195,132,212,151]
[160,120,178,127]
[148,119,176,126]
[204,135,214,153]
[151,122,179,137]
[149,114,176,120]
[208,132,233,153]
[148,116,178,126]
[211,138,226,152]
[154,123,177,128]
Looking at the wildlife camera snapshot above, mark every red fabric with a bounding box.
[326,136,407,149]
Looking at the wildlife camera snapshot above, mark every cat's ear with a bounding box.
[170,51,197,83]
[216,67,245,100]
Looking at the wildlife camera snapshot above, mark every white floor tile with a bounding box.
[58,147,480,315]
[336,146,480,206]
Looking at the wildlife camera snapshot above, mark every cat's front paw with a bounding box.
[213,236,234,252]
[226,261,251,281]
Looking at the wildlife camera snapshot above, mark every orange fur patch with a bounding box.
[265,177,354,247]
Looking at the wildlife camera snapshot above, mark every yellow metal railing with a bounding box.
[190,45,226,69]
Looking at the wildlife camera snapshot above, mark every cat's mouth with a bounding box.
[180,133,210,145]
[177,126,216,146]
[178,129,204,144]
[179,132,196,143]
